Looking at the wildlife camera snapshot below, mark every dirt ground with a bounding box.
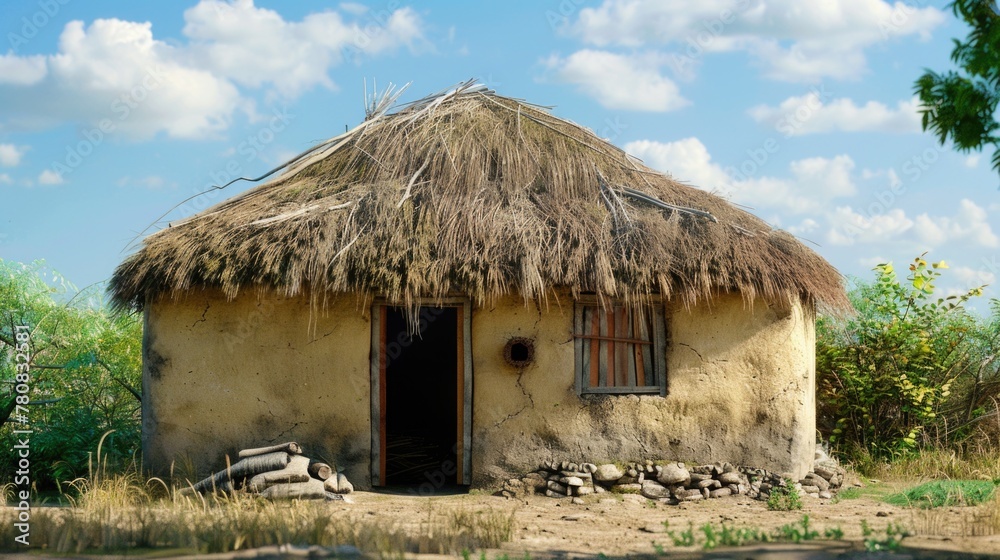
[348,481,1000,558]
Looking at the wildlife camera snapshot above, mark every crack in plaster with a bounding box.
[192,303,210,328]
[678,342,704,361]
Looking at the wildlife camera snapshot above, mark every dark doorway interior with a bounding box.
[384,307,459,486]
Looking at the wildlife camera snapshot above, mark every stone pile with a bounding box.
[179,442,353,501]
[501,459,845,504]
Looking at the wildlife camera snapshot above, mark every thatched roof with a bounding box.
[110,82,848,313]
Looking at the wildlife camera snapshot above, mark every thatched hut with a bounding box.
[111,83,846,489]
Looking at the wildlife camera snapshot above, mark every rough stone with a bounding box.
[709,488,732,498]
[801,485,820,494]
[697,479,721,489]
[657,463,690,486]
[582,463,598,474]
[718,472,743,485]
[560,476,585,487]
[547,480,567,494]
[813,466,838,481]
[571,497,585,505]
[640,481,671,499]
[562,470,591,479]
[594,464,624,483]
[576,486,594,496]
[803,473,830,491]
[545,489,564,498]
[688,473,713,483]
[819,490,833,499]
[611,483,642,494]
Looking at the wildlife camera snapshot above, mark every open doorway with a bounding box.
[372,303,471,488]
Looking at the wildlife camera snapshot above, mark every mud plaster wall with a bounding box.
[470,292,816,486]
[142,290,371,485]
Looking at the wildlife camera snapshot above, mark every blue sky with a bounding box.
[2,0,998,305]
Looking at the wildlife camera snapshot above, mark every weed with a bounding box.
[766,478,803,511]
[865,522,910,552]
[776,515,819,542]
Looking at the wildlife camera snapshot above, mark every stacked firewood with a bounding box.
[179,442,353,501]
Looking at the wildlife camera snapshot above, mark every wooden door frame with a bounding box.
[370,298,472,486]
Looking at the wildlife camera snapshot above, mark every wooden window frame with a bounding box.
[573,298,667,396]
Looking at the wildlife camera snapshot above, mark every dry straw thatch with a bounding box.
[110,82,847,313]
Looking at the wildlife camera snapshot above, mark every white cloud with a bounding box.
[625,137,856,213]
[183,0,425,97]
[625,137,728,186]
[826,199,998,248]
[0,1,428,139]
[546,50,688,111]
[38,170,64,185]
[913,199,999,248]
[952,265,995,290]
[0,173,12,185]
[0,53,47,85]
[569,0,945,82]
[787,218,819,235]
[0,144,26,167]
[826,206,914,245]
[965,154,981,168]
[748,95,921,135]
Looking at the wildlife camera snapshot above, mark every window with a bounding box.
[574,301,667,395]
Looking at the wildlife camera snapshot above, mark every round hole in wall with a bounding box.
[503,337,535,368]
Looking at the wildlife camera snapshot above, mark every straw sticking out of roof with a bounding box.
[109,81,848,313]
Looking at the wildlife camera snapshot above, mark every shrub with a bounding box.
[817,254,984,462]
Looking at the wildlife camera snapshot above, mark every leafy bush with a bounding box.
[817,254,985,462]
[0,259,142,488]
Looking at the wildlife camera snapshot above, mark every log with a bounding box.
[191,451,290,494]
[261,479,327,500]
[324,472,353,494]
[308,462,333,481]
[247,455,311,492]
[238,442,302,458]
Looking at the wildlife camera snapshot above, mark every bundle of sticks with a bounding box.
[179,442,353,501]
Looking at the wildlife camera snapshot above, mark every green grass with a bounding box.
[885,480,998,509]
[831,483,894,503]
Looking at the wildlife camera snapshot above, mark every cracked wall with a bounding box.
[470,292,815,486]
[143,290,371,485]
[145,288,815,489]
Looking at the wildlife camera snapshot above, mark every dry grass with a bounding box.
[0,466,515,556]
[1,490,515,555]
[851,448,1000,482]
[110,83,847,316]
